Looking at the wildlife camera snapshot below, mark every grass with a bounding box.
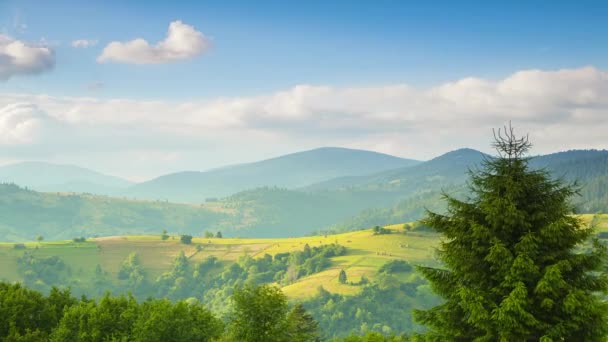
[1,214,606,299]
[0,224,438,298]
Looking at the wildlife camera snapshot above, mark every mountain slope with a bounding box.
[307,148,489,192]
[0,183,228,242]
[127,147,420,202]
[330,149,608,231]
[0,161,132,194]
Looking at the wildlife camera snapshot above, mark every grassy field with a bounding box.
[1,214,606,299]
[0,223,440,299]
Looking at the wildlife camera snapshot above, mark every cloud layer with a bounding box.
[0,35,55,80]
[97,21,210,64]
[0,66,606,178]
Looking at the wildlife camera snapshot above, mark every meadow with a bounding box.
[1,214,605,299]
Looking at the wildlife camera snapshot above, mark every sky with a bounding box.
[0,0,607,181]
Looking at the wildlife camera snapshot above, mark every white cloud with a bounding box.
[97,21,210,64]
[0,66,607,178]
[0,103,59,144]
[0,34,55,80]
[71,39,98,48]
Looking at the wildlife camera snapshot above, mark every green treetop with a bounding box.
[414,126,608,341]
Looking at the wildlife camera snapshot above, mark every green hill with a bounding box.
[2,215,606,338]
[0,184,229,242]
[0,224,441,338]
[316,149,608,231]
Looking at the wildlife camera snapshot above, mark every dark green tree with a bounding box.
[414,126,608,341]
[161,229,169,240]
[216,231,223,238]
[180,234,193,244]
[338,269,347,284]
[286,303,320,342]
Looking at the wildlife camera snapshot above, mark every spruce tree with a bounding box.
[414,126,608,341]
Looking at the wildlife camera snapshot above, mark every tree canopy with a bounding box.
[414,126,608,341]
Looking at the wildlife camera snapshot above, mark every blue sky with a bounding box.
[3,0,607,99]
[0,1,607,179]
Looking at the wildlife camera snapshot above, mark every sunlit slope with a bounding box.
[0,225,438,297]
[1,214,605,299]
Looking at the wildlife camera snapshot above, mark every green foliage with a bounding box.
[372,226,391,235]
[305,279,439,339]
[180,234,193,244]
[378,260,412,274]
[226,284,319,342]
[117,252,149,295]
[131,299,223,341]
[16,252,70,291]
[338,269,348,284]
[332,331,408,342]
[72,237,86,243]
[49,293,222,342]
[4,239,435,339]
[0,282,76,341]
[287,303,321,342]
[216,231,223,238]
[415,131,608,340]
[161,229,169,240]
[203,231,214,238]
[227,284,290,341]
[0,183,228,242]
[0,281,226,341]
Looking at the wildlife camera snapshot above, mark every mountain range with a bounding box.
[126,147,420,202]
[0,162,133,195]
[0,147,606,241]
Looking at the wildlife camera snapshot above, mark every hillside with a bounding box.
[306,148,489,192]
[0,183,229,242]
[1,149,606,242]
[0,161,132,195]
[313,149,608,231]
[127,147,420,202]
[0,224,442,338]
[2,214,606,338]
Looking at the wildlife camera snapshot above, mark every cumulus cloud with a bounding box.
[97,21,210,64]
[0,34,55,80]
[0,66,607,178]
[71,39,98,48]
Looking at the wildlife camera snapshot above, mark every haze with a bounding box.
[1,1,607,181]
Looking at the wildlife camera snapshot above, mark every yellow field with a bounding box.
[0,224,440,299]
[1,214,605,299]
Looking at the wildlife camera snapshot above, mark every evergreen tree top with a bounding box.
[414,126,608,341]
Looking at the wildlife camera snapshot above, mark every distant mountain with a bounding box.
[307,148,489,192]
[330,149,608,231]
[0,161,132,195]
[127,147,421,202]
[0,149,605,241]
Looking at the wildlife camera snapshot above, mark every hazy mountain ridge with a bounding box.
[0,161,133,195]
[0,148,605,241]
[331,149,608,231]
[306,148,489,192]
[126,147,420,202]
